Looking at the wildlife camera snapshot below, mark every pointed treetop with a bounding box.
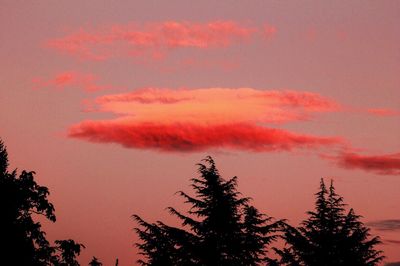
[0,139,9,175]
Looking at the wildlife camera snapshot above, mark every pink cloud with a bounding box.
[67,87,343,153]
[46,21,259,61]
[263,24,277,39]
[367,108,400,117]
[68,121,342,153]
[336,152,400,175]
[92,88,339,124]
[32,71,109,92]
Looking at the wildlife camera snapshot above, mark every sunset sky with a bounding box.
[1,1,399,265]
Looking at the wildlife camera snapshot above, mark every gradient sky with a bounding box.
[1,1,400,265]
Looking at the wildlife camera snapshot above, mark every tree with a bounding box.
[242,205,282,265]
[0,139,56,265]
[134,156,280,265]
[53,239,85,266]
[89,256,103,266]
[276,178,384,266]
[0,139,84,265]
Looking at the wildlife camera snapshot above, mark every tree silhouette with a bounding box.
[242,205,282,265]
[276,178,384,266]
[88,256,103,266]
[53,239,85,266]
[134,156,280,265]
[0,139,84,265]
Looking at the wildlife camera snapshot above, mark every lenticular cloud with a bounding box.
[68,87,342,152]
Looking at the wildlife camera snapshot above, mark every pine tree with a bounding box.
[242,205,282,265]
[88,256,102,266]
[167,156,248,265]
[134,156,280,266]
[276,178,384,266]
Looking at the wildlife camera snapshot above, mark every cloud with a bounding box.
[367,220,400,231]
[336,152,400,175]
[367,108,400,117]
[68,88,343,152]
[263,24,277,39]
[386,239,400,245]
[92,87,339,124]
[385,263,400,266]
[46,21,258,61]
[32,71,109,92]
[68,121,342,152]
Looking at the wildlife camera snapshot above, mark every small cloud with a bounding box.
[335,152,400,175]
[385,262,400,266]
[32,71,109,92]
[367,108,400,117]
[263,23,277,39]
[367,220,400,231]
[386,239,400,245]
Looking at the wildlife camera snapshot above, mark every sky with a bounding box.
[1,1,399,265]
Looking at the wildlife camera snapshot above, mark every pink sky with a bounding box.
[1,1,399,265]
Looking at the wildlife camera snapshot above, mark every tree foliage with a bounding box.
[88,256,103,266]
[134,156,280,265]
[0,139,84,265]
[276,179,384,266]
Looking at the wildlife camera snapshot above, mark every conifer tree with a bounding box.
[242,205,282,265]
[134,156,280,266]
[276,178,384,266]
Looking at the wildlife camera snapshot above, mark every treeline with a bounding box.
[1,139,384,265]
[134,156,384,266]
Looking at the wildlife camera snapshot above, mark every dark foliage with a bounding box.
[134,156,280,266]
[0,139,84,265]
[88,256,102,266]
[276,179,384,266]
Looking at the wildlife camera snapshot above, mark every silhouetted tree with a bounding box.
[276,179,384,266]
[0,139,56,265]
[134,156,280,265]
[133,215,180,266]
[242,205,282,265]
[0,139,84,265]
[88,256,102,266]
[53,239,85,266]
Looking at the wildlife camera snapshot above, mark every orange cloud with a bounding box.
[32,71,109,92]
[92,88,339,124]
[67,88,343,152]
[336,152,400,175]
[68,121,342,152]
[47,21,258,61]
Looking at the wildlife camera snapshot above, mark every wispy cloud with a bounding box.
[335,152,400,175]
[367,108,400,117]
[32,71,109,92]
[46,21,261,61]
[386,240,400,245]
[385,262,400,266]
[367,220,400,231]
